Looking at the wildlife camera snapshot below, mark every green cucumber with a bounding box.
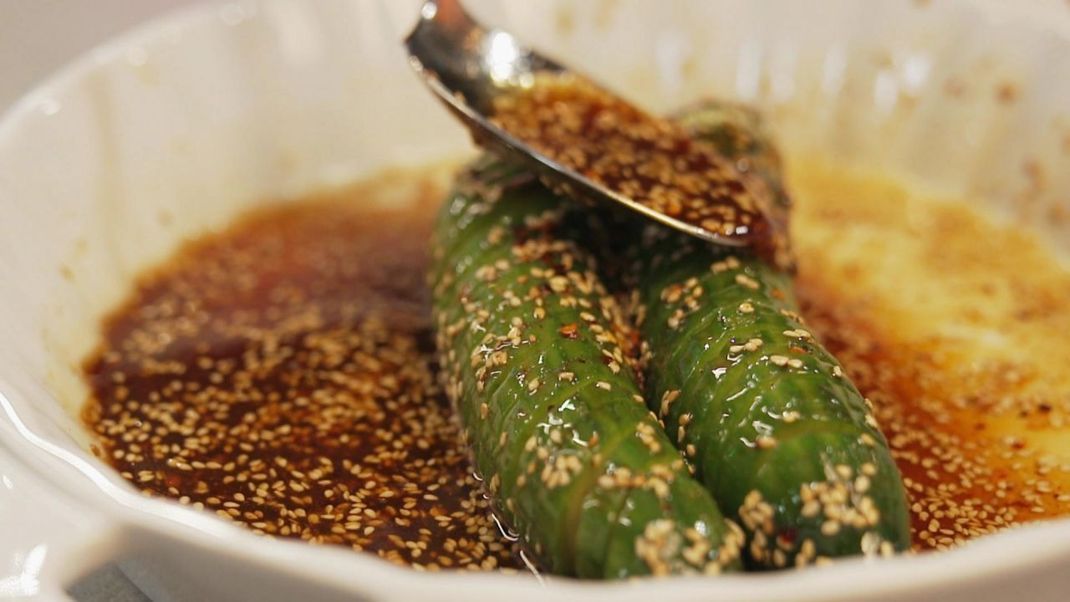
[431,157,743,578]
[619,101,912,568]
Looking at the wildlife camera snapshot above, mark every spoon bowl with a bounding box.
[404,0,771,250]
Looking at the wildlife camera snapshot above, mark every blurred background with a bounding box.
[3,0,1069,114]
[7,0,1070,110]
[0,0,189,111]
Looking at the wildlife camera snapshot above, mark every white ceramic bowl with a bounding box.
[2,1,1070,600]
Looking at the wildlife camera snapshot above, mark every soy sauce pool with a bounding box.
[82,167,526,571]
[82,158,1070,569]
[790,158,1070,551]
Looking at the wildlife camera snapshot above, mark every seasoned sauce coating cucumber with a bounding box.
[431,157,743,578]
[621,102,912,568]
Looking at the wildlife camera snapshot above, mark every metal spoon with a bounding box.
[404,0,775,249]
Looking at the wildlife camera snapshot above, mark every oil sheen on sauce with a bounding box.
[82,168,524,572]
[83,158,1070,569]
[791,159,1070,552]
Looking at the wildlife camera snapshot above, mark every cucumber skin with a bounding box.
[430,157,742,578]
[623,102,912,568]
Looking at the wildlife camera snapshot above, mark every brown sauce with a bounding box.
[489,74,789,266]
[82,168,524,571]
[790,159,1070,551]
[82,157,1070,567]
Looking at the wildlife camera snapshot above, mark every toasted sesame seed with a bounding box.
[769,355,790,367]
[791,171,1070,553]
[490,74,786,262]
[82,176,523,571]
[735,274,760,290]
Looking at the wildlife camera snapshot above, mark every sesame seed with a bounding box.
[769,355,790,367]
[81,177,523,571]
[756,436,778,450]
[735,274,760,290]
[489,74,786,262]
[660,389,681,416]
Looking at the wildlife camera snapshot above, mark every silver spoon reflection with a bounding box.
[404,0,784,252]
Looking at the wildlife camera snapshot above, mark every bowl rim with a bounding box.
[2,1,1070,599]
